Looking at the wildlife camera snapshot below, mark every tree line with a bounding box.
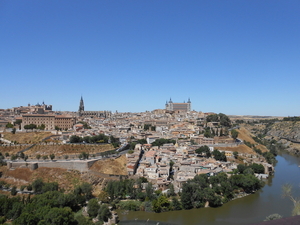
[0,179,112,225]
[206,113,232,127]
[69,134,119,148]
[195,146,227,162]
[100,171,263,214]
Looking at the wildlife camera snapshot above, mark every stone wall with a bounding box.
[9,159,99,172]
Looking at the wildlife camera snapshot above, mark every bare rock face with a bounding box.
[267,121,300,142]
[267,121,300,154]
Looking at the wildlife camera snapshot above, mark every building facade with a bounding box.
[22,114,76,130]
[165,98,191,112]
[12,102,52,115]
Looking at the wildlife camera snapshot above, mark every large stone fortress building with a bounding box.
[165,98,191,112]
[22,114,75,130]
[78,96,111,118]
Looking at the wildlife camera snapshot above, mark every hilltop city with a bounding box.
[0,97,277,224]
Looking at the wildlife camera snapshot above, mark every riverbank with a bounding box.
[118,152,300,225]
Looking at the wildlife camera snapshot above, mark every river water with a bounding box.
[119,151,300,225]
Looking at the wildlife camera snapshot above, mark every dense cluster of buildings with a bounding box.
[0,98,272,191]
[126,142,272,192]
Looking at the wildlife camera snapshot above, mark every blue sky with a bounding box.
[1,0,300,116]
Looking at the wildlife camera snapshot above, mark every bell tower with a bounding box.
[78,96,84,116]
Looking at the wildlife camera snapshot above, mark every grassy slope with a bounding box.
[3,132,52,144]
[217,126,268,154]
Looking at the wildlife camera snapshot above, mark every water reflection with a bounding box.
[119,151,300,225]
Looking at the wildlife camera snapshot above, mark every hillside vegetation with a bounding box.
[90,155,128,175]
[0,143,114,158]
[0,167,84,192]
[2,132,52,144]
[217,126,268,154]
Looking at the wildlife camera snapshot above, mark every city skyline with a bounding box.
[1,1,300,116]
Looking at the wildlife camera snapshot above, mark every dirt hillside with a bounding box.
[90,155,128,175]
[0,167,84,191]
[2,132,52,144]
[26,143,114,157]
[217,144,255,154]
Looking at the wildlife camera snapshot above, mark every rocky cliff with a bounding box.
[267,121,300,142]
[266,121,300,154]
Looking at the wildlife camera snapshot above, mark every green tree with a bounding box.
[6,122,14,128]
[32,178,45,194]
[11,128,16,134]
[87,198,100,218]
[237,164,246,174]
[243,168,254,175]
[282,183,300,216]
[43,207,75,224]
[69,135,82,143]
[11,186,18,196]
[231,129,239,139]
[98,204,111,222]
[168,183,176,196]
[250,163,265,174]
[42,182,59,193]
[212,149,227,162]
[75,182,93,201]
[38,124,46,130]
[204,128,213,138]
[233,151,238,159]
[20,185,26,191]
[14,119,22,125]
[137,139,147,144]
[75,214,94,225]
[181,182,193,210]
[11,154,17,161]
[206,113,231,127]
[151,138,176,147]
[50,154,55,160]
[145,182,155,201]
[27,184,32,191]
[24,124,37,130]
[195,145,211,158]
[172,197,182,210]
[98,191,110,203]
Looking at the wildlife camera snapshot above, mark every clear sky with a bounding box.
[1,0,299,116]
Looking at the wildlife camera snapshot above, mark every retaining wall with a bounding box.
[8,159,99,172]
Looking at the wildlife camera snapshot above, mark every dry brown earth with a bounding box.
[0,143,114,158]
[90,155,128,175]
[0,145,25,155]
[237,127,256,144]
[25,143,114,157]
[237,126,268,153]
[2,132,52,144]
[216,145,255,154]
[0,166,84,191]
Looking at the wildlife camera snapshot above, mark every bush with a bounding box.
[117,200,142,211]
[11,186,17,196]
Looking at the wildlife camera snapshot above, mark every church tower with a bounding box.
[78,96,84,116]
[187,98,191,111]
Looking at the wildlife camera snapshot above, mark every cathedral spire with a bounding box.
[79,96,84,112]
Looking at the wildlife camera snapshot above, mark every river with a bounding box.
[119,151,300,225]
